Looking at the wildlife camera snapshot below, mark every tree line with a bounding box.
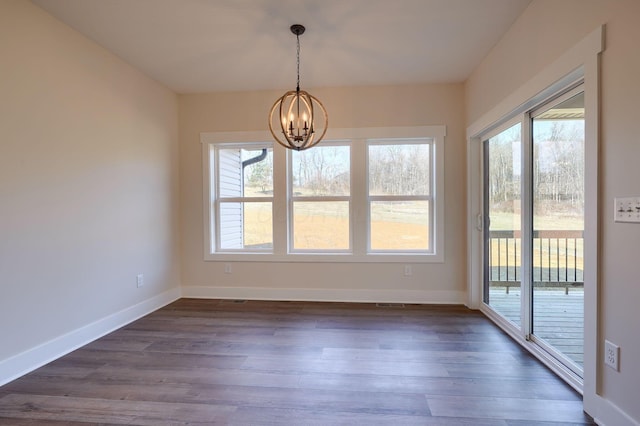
[489,120,585,214]
[245,144,431,197]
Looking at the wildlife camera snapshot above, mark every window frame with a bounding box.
[211,141,275,253]
[202,126,445,263]
[288,141,352,253]
[366,138,435,254]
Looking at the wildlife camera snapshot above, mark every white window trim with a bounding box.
[202,126,445,263]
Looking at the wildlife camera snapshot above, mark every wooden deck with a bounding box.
[489,287,584,366]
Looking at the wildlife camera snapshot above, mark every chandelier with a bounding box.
[269,24,328,151]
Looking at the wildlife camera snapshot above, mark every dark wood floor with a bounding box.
[0,299,595,425]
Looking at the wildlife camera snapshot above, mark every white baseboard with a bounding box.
[181,285,466,305]
[590,394,640,426]
[0,287,181,387]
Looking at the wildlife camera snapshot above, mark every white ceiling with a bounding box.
[32,0,531,94]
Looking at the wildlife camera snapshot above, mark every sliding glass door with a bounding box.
[483,122,522,328]
[531,90,585,370]
[483,86,585,376]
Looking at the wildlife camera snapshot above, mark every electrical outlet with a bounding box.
[224,263,232,274]
[604,340,619,371]
[403,265,412,276]
[136,273,144,288]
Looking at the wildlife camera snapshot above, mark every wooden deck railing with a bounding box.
[489,230,584,293]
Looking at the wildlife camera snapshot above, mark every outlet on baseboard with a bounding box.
[604,340,619,371]
[403,265,412,276]
[136,273,144,288]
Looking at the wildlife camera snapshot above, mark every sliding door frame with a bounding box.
[482,83,586,376]
[466,27,603,397]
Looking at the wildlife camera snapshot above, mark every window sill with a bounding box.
[204,252,444,263]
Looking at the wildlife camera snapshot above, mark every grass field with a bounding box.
[488,210,584,278]
[489,211,584,231]
[238,194,582,274]
[242,201,429,250]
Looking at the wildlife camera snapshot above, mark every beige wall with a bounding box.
[179,84,467,302]
[466,0,640,423]
[0,0,180,364]
[5,0,637,423]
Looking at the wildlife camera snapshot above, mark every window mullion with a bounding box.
[368,195,431,202]
[219,197,273,203]
[272,144,288,256]
[352,138,367,256]
[290,196,350,202]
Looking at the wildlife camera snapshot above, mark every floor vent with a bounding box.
[221,299,247,304]
[376,303,405,308]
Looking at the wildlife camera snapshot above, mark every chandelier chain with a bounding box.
[296,34,300,91]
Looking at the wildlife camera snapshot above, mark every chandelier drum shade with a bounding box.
[269,24,328,151]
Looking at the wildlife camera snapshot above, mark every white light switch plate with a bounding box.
[614,197,640,223]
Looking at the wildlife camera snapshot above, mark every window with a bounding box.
[290,143,351,251]
[203,126,445,262]
[368,140,432,252]
[212,143,273,252]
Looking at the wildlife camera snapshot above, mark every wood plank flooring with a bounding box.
[0,299,595,425]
